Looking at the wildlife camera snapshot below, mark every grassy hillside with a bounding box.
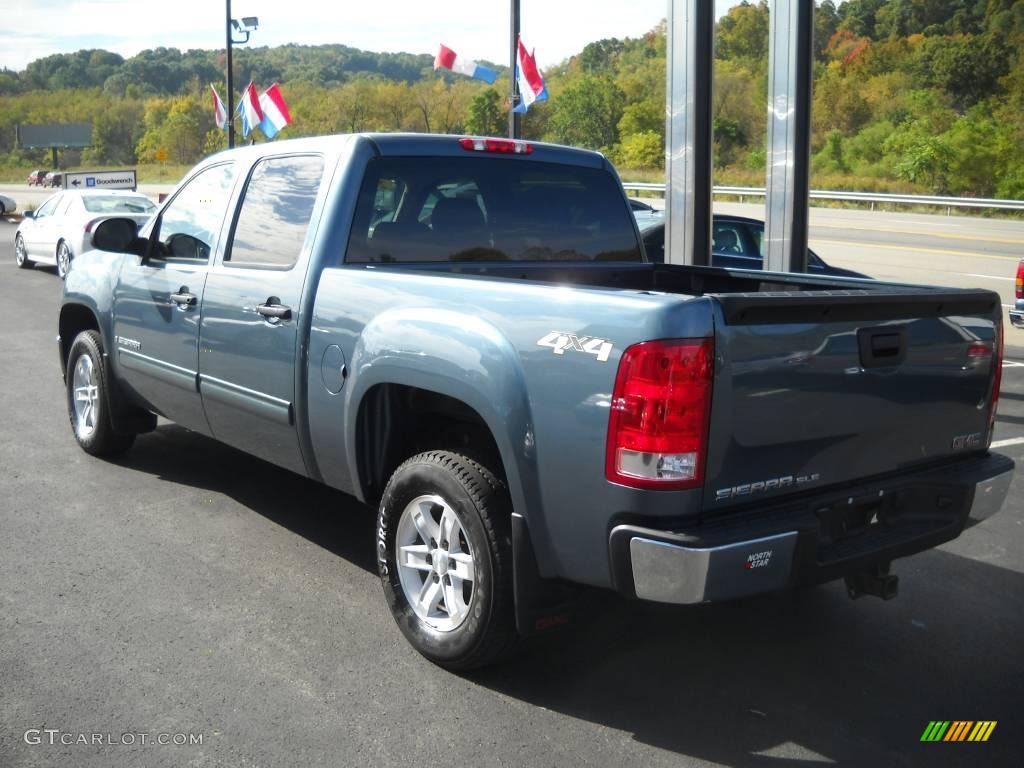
[1,0,1023,197]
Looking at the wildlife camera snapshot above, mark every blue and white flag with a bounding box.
[237,81,263,139]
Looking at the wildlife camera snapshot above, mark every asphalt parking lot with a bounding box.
[1,220,1022,768]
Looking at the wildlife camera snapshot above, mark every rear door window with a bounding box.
[225,154,325,269]
[345,157,640,264]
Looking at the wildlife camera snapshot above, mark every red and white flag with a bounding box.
[210,84,228,130]
[258,83,293,139]
[237,81,263,138]
[513,37,548,114]
[434,44,496,84]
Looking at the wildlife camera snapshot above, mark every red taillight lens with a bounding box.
[988,321,1003,447]
[966,340,993,369]
[458,137,533,154]
[84,218,99,233]
[606,338,714,490]
[1015,261,1023,299]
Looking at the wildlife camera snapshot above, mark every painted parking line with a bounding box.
[813,238,1018,261]
[967,274,1015,281]
[991,437,1024,449]
[1003,360,1024,368]
[813,223,1024,246]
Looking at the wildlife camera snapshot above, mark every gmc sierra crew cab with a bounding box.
[57,134,1014,670]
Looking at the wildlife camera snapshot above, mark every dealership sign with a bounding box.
[63,170,138,191]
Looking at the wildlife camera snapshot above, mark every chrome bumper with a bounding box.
[1010,309,1024,329]
[626,531,798,605]
[967,464,1014,524]
[619,460,1014,606]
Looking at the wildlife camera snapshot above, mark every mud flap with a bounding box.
[512,512,578,637]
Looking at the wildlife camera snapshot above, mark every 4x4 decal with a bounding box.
[536,332,613,363]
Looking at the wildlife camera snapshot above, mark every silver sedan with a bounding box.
[15,190,156,278]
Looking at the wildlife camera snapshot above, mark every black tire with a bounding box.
[378,450,517,670]
[56,240,72,280]
[15,234,33,269]
[65,330,135,457]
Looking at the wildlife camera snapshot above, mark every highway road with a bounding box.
[1,220,1022,767]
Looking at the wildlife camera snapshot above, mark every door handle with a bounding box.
[256,299,292,321]
[170,289,197,306]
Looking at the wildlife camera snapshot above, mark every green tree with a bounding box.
[577,39,625,73]
[913,34,1010,111]
[716,1,770,61]
[546,74,624,151]
[616,131,663,169]
[87,99,144,164]
[892,135,955,190]
[465,88,505,137]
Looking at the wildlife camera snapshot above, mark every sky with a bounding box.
[0,0,744,73]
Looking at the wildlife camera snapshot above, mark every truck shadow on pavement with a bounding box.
[119,423,1021,768]
[117,423,380,574]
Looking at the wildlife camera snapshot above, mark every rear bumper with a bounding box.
[610,453,1014,605]
[1010,309,1024,329]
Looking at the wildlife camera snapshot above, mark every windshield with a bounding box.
[345,156,641,263]
[82,195,156,215]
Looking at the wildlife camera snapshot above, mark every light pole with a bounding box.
[225,1,259,148]
[508,0,521,139]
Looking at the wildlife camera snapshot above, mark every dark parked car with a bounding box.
[628,197,663,230]
[27,169,47,186]
[639,214,870,278]
[43,171,63,188]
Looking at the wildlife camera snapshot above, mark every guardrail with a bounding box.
[621,183,1024,213]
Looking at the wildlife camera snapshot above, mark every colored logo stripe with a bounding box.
[921,721,996,742]
[969,722,997,742]
[944,721,972,741]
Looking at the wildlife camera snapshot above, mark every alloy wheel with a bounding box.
[72,354,99,440]
[395,494,477,632]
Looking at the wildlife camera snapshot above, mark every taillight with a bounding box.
[988,321,1003,447]
[458,137,533,154]
[606,338,714,490]
[1016,260,1023,299]
[84,218,101,234]
[966,340,993,370]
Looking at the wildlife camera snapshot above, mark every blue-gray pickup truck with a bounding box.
[57,134,1013,669]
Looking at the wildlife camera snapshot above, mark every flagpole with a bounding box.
[508,0,521,139]
[226,0,235,148]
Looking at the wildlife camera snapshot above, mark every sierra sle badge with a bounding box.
[715,473,821,502]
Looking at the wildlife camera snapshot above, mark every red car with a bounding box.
[27,169,46,186]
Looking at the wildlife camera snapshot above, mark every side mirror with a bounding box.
[23,210,35,219]
[92,217,141,254]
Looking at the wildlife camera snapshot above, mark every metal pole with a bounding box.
[226,0,235,149]
[509,0,521,139]
[664,0,715,266]
[763,0,814,273]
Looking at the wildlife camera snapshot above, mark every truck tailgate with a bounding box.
[703,288,1002,511]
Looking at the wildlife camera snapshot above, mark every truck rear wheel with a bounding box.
[65,330,135,456]
[377,451,517,670]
